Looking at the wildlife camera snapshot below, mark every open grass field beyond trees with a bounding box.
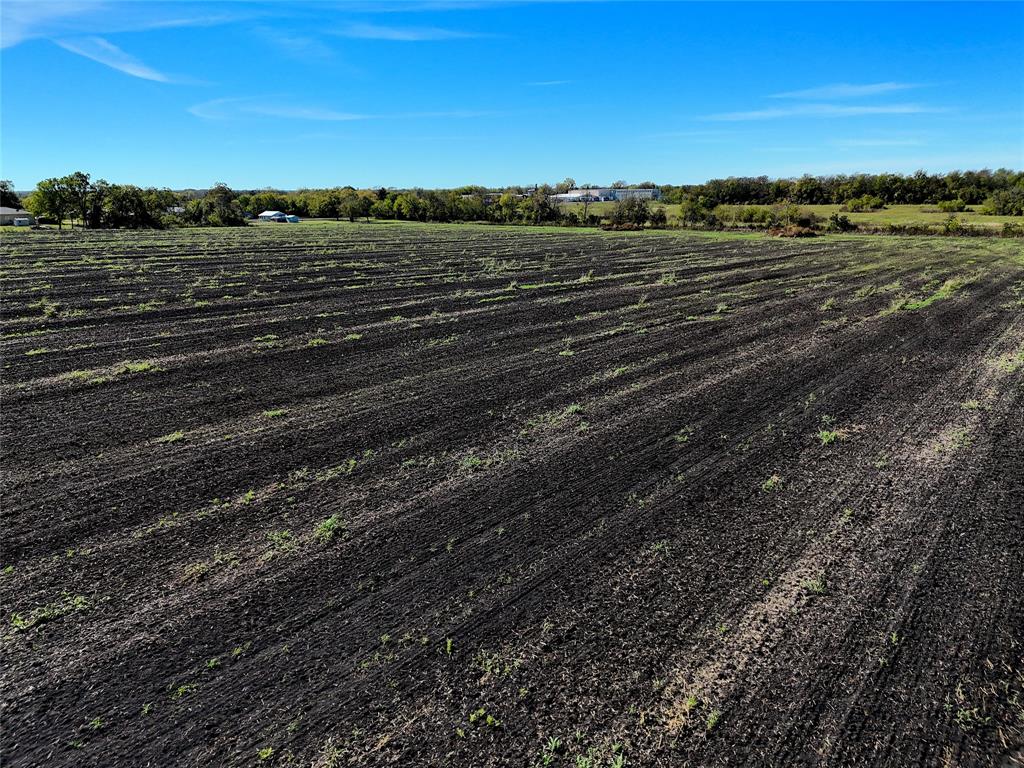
[559,202,1024,232]
[2,222,1022,767]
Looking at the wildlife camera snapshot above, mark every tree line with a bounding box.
[7,168,1022,230]
[657,169,1023,212]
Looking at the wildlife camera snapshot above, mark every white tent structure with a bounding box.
[258,210,287,222]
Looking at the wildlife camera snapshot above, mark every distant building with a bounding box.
[285,214,300,223]
[257,210,287,222]
[0,207,35,225]
[549,188,661,204]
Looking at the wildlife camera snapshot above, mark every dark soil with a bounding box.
[2,224,1022,768]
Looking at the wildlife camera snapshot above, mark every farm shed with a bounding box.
[257,210,287,222]
[0,207,35,225]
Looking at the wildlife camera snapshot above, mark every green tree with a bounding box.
[0,180,21,208]
[24,178,71,229]
[62,171,93,228]
[610,197,650,227]
[339,190,371,222]
[554,177,576,194]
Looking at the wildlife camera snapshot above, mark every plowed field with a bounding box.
[2,224,1022,767]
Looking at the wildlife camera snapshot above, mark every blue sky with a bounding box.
[2,1,1022,189]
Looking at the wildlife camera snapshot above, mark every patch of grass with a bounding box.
[154,430,186,445]
[313,514,347,544]
[343,332,363,341]
[761,474,783,492]
[461,454,485,472]
[674,425,695,444]
[11,593,90,631]
[706,709,722,732]
[903,275,973,311]
[266,530,295,552]
[878,297,908,316]
[262,408,288,419]
[25,347,51,356]
[306,337,328,347]
[953,706,991,732]
[116,360,161,375]
[818,428,848,446]
[468,707,501,728]
[801,576,827,595]
[993,350,1023,374]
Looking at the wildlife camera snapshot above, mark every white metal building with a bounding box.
[550,188,661,203]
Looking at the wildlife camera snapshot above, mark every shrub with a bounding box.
[943,216,965,235]
[842,195,885,212]
[980,186,1024,216]
[827,213,856,232]
[770,225,817,238]
[732,205,777,226]
[936,199,967,213]
[775,204,817,228]
[677,197,718,228]
[609,197,650,228]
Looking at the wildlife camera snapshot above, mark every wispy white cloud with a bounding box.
[54,36,170,82]
[830,137,925,149]
[189,98,367,122]
[254,27,334,60]
[526,80,572,87]
[188,98,509,122]
[702,103,945,122]
[333,22,479,41]
[771,82,920,100]
[2,0,240,48]
[2,0,96,48]
[396,109,503,118]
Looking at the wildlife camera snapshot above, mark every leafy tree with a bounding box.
[827,213,855,232]
[843,195,884,212]
[494,193,519,223]
[339,190,371,222]
[610,197,650,227]
[183,183,246,226]
[62,171,93,228]
[24,178,71,229]
[677,197,717,228]
[980,186,1024,216]
[0,180,21,208]
[517,190,559,225]
[554,177,576,194]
